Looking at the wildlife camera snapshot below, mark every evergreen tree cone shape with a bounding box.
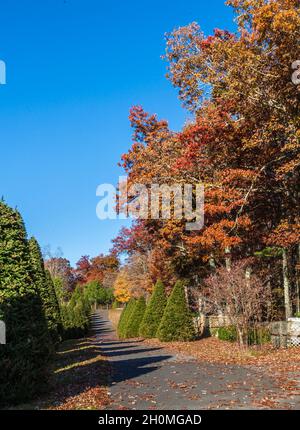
[29,237,62,345]
[0,202,52,406]
[125,297,146,339]
[156,281,196,342]
[65,286,91,339]
[117,298,136,339]
[45,270,63,339]
[139,280,167,338]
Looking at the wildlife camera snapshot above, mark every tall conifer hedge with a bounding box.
[0,202,52,405]
[29,237,62,344]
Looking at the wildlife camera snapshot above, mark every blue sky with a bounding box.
[0,0,235,265]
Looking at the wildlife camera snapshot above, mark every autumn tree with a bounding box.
[164,0,300,315]
[113,269,132,304]
[204,260,272,346]
[112,222,177,290]
[45,257,77,294]
[76,254,119,285]
[114,0,300,321]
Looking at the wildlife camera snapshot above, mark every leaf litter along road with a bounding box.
[11,314,110,410]
[97,311,300,410]
[12,310,300,410]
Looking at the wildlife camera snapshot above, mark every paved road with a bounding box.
[93,311,299,410]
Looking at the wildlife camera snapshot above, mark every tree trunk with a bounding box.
[295,244,300,314]
[245,267,251,283]
[282,248,292,319]
[225,247,231,272]
[209,255,216,270]
[266,263,273,320]
[237,327,246,348]
[184,285,189,307]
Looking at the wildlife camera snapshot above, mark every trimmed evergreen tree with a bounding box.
[139,280,167,338]
[63,286,91,339]
[28,237,62,345]
[117,298,136,339]
[53,276,72,304]
[45,270,63,337]
[156,281,196,342]
[52,277,91,341]
[125,297,146,338]
[0,202,52,405]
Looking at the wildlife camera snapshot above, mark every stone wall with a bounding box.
[108,308,123,329]
[270,318,300,348]
[194,314,231,337]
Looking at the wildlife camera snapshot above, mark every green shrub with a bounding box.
[217,326,271,345]
[0,202,52,406]
[209,328,219,337]
[248,327,271,345]
[125,297,146,338]
[97,286,114,306]
[61,286,91,340]
[105,288,115,306]
[53,277,71,303]
[217,326,237,342]
[60,302,72,334]
[117,298,136,339]
[156,281,196,342]
[84,281,102,306]
[84,281,114,307]
[45,271,64,339]
[139,280,167,338]
[112,300,121,309]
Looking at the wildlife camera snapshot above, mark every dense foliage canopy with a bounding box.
[112,0,300,321]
